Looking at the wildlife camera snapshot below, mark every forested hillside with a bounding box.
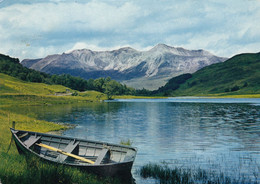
[155,52,260,96]
[0,54,135,97]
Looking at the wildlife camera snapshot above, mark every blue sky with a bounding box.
[0,0,260,60]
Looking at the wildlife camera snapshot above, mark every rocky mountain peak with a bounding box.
[21,44,227,90]
[149,43,176,52]
[117,47,136,52]
[69,49,94,56]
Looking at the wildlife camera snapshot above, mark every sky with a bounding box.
[0,0,260,60]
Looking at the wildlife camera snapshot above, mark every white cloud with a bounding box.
[66,42,112,53]
[0,0,260,60]
[66,41,151,54]
[0,1,140,33]
[0,1,142,59]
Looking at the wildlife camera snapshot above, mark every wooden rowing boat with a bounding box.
[10,128,137,177]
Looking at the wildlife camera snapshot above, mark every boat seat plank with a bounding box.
[95,148,110,165]
[19,132,29,139]
[56,141,79,162]
[25,136,41,148]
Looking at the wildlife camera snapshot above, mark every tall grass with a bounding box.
[0,110,119,184]
[0,152,118,184]
[0,73,121,183]
[140,162,259,184]
[120,139,133,146]
[0,95,114,183]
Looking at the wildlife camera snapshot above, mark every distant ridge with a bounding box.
[21,44,227,90]
[155,52,260,96]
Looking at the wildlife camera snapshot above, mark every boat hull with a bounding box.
[11,128,137,177]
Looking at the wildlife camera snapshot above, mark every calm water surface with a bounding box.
[12,98,260,183]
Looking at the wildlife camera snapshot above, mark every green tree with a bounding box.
[231,85,240,92]
[26,72,43,82]
[103,80,121,99]
[87,79,95,90]
[94,78,105,92]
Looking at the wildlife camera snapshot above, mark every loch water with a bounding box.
[11,98,260,183]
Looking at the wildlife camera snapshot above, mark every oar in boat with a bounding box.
[36,143,95,164]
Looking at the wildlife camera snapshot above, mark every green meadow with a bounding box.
[0,73,120,184]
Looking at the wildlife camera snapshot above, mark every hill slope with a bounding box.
[21,44,227,90]
[157,52,260,96]
[0,73,70,95]
[0,53,135,96]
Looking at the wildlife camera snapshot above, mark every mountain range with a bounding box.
[21,44,227,90]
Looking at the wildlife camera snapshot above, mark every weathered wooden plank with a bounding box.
[18,132,28,139]
[24,136,41,148]
[56,141,80,162]
[95,148,110,165]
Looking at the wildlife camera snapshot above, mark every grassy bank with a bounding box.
[113,95,167,99]
[168,93,260,98]
[116,94,260,99]
[205,93,260,98]
[0,109,120,184]
[0,153,116,184]
[0,74,120,183]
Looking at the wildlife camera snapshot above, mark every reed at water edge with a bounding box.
[139,162,259,184]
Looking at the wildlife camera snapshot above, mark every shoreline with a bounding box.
[47,123,77,135]
[114,93,260,99]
